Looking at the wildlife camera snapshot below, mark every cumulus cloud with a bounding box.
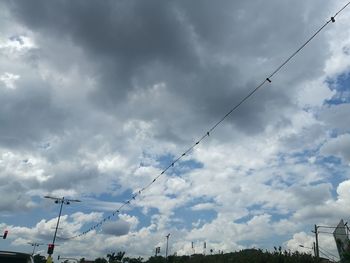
[320,134,350,164]
[0,72,20,89]
[285,232,315,253]
[320,104,350,134]
[0,0,350,259]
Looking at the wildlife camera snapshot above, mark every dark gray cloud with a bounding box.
[0,75,65,149]
[320,103,350,134]
[7,0,199,104]
[5,0,332,139]
[101,219,130,236]
[0,0,334,206]
[0,181,34,211]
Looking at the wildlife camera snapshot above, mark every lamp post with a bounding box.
[311,225,319,258]
[28,242,44,255]
[44,196,81,256]
[165,233,170,261]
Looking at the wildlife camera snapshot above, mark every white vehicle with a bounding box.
[0,251,34,263]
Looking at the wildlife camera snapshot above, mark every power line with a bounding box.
[318,225,349,229]
[318,231,348,236]
[318,250,335,262]
[318,246,339,262]
[65,1,350,240]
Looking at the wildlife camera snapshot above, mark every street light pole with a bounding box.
[312,224,319,258]
[28,242,43,255]
[165,233,170,261]
[52,197,64,245]
[44,196,81,256]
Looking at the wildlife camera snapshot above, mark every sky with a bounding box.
[0,0,350,261]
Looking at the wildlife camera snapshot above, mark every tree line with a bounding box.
[34,247,333,263]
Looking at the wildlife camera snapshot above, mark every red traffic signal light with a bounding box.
[2,230,8,239]
[47,244,55,254]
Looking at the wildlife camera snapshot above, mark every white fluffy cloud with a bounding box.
[0,0,350,260]
[321,134,350,164]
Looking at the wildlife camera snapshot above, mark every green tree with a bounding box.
[142,248,319,263]
[33,254,46,263]
[107,252,125,263]
[146,256,165,263]
[123,257,143,263]
[95,257,108,263]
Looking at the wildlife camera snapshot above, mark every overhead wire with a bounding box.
[65,1,350,240]
[318,246,339,261]
[318,225,349,229]
[318,231,348,236]
[318,250,336,262]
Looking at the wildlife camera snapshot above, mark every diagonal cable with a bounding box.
[65,1,350,240]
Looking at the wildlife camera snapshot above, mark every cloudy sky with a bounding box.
[1,0,350,260]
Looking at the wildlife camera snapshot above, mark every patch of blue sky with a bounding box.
[238,236,289,250]
[66,205,154,237]
[327,129,340,138]
[289,149,318,163]
[59,191,135,230]
[122,206,154,229]
[314,155,348,196]
[325,72,350,105]
[258,236,293,250]
[235,204,292,225]
[315,155,342,167]
[264,176,291,188]
[88,190,152,211]
[273,150,340,184]
[80,191,129,212]
[0,207,42,228]
[0,194,83,228]
[235,204,265,224]
[274,150,317,173]
[284,150,347,191]
[264,170,302,188]
[234,214,255,224]
[155,153,203,177]
[185,196,216,207]
[267,211,293,223]
[171,206,217,230]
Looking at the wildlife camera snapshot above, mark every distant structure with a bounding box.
[333,219,350,262]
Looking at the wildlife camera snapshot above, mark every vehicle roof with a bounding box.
[0,251,33,257]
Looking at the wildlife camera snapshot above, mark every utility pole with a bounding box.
[165,233,170,261]
[313,242,316,257]
[155,247,160,257]
[53,197,64,246]
[312,225,319,258]
[28,242,43,255]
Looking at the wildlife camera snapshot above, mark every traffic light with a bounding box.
[47,244,55,254]
[2,230,8,239]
